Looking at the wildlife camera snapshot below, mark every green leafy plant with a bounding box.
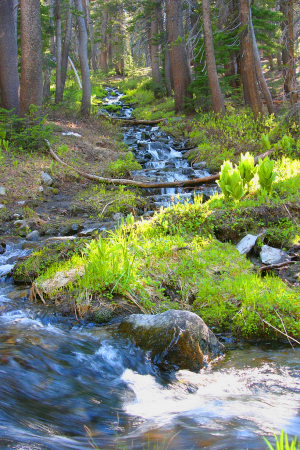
[106,152,142,177]
[261,133,272,150]
[263,431,299,450]
[258,156,276,192]
[238,152,256,188]
[217,160,234,198]
[217,161,244,200]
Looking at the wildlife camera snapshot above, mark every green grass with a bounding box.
[35,155,300,339]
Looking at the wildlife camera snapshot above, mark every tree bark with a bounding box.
[19,0,43,117]
[43,58,51,99]
[166,0,192,113]
[100,2,108,70]
[82,0,97,71]
[250,13,275,115]
[287,0,297,103]
[55,0,62,103]
[0,0,19,112]
[61,0,73,94]
[239,0,264,118]
[202,0,226,115]
[149,2,162,90]
[74,0,91,116]
[280,0,289,94]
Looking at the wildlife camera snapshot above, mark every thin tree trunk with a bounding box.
[74,0,91,115]
[149,3,162,90]
[277,50,282,67]
[250,14,275,115]
[82,0,97,70]
[0,0,19,112]
[19,0,43,117]
[49,0,55,55]
[100,3,108,70]
[43,58,51,99]
[61,0,73,94]
[166,0,192,113]
[68,56,82,89]
[267,53,274,69]
[202,0,226,115]
[239,0,264,118]
[55,0,62,103]
[288,0,297,103]
[280,0,289,95]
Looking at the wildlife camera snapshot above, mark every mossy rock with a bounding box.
[12,239,87,285]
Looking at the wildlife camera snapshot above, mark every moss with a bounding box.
[13,239,87,284]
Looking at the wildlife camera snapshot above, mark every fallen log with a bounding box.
[45,140,274,189]
[112,118,165,125]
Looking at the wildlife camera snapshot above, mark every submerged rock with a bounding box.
[118,310,225,372]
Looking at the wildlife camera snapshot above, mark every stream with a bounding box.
[0,88,299,450]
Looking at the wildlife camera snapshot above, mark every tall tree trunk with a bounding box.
[166,0,192,113]
[13,0,18,38]
[61,0,73,94]
[49,0,55,56]
[55,0,62,103]
[287,0,297,103]
[100,3,108,70]
[202,0,226,115]
[43,57,51,99]
[280,0,289,95]
[82,0,97,70]
[250,13,275,115]
[239,0,264,119]
[74,0,91,115]
[19,0,43,117]
[0,0,19,112]
[149,2,162,91]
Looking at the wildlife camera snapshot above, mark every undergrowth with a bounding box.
[35,155,300,339]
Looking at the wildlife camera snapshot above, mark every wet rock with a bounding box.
[0,186,6,195]
[260,245,290,265]
[0,242,6,254]
[7,289,30,300]
[41,171,53,187]
[143,211,154,218]
[60,223,84,236]
[236,234,260,255]
[38,186,44,193]
[78,227,98,237]
[182,148,197,159]
[124,138,137,146]
[193,161,207,169]
[26,230,40,241]
[118,310,225,372]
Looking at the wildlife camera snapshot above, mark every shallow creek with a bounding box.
[0,90,299,449]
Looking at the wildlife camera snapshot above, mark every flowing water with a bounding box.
[0,89,299,449]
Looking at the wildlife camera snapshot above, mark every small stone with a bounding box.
[38,186,44,193]
[112,213,124,221]
[0,204,5,209]
[13,214,21,220]
[14,220,27,230]
[26,230,40,241]
[124,138,137,146]
[0,186,6,195]
[236,234,259,255]
[61,223,84,236]
[193,161,207,169]
[17,200,26,206]
[143,211,154,218]
[41,171,53,187]
[260,245,289,265]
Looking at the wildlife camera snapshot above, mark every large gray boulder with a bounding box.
[118,310,225,372]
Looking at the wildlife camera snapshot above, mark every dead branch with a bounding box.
[45,140,274,190]
[112,118,165,125]
[259,261,296,272]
